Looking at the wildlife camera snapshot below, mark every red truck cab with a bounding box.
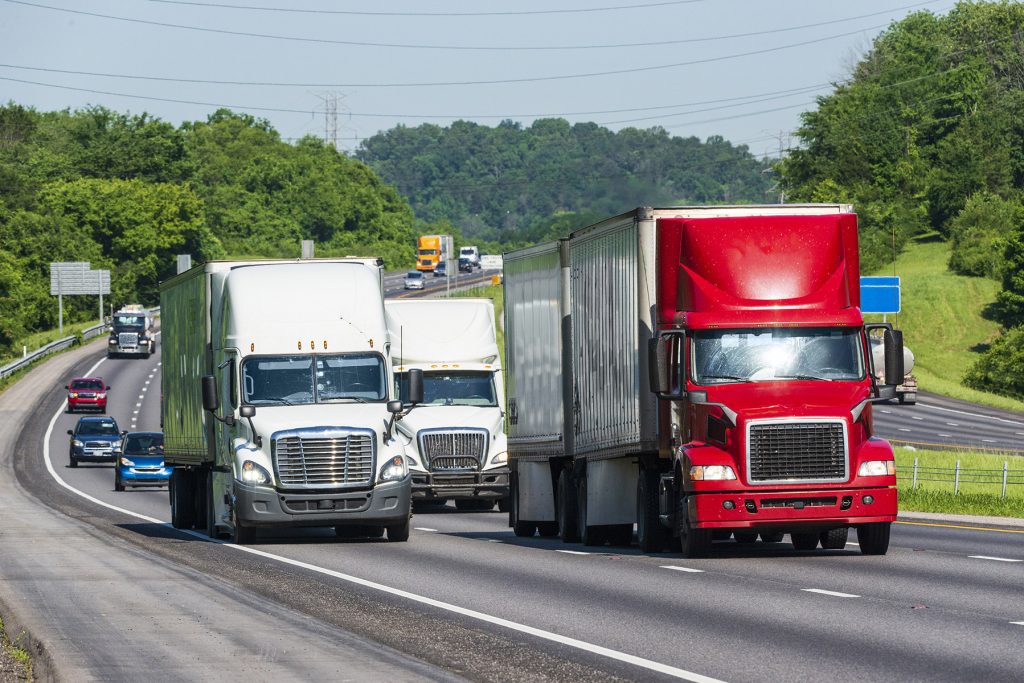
[649,211,902,556]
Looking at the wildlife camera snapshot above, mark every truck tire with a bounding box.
[856,522,891,555]
[576,475,606,546]
[387,517,411,542]
[231,512,256,545]
[675,496,711,558]
[819,527,849,550]
[790,531,819,551]
[170,469,196,529]
[636,470,666,552]
[510,475,537,538]
[557,469,580,543]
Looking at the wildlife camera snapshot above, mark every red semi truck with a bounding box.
[503,205,905,557]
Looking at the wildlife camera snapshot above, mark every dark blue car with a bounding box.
[68,416,121,467]
[114,432,170,491]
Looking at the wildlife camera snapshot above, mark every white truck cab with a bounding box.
[385,298,509,511]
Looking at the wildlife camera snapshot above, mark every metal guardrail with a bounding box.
[0,321,108,380]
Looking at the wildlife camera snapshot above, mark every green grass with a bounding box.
[864,234,1024,413]
[0,319,103,367]
[895,446,1024,518]
[0,616,33,681]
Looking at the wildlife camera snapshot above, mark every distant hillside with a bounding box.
[356,119,772,247]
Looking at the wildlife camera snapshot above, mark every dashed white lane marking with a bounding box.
[911,416,924,421]
[946,422,959,427]
[898,428,912,432]
[969,556,1022,563]
[136,402,142,407]
[133,410,139,415]
[982,439,997,443]
[414,527,437,532]
[938,433,952,438]
[141,387,147,392]
[1011,622,1024,626]
[44,359,724,683]
[661,566,704,574]
[802,589,859,598]
[555,550,590,556]
[880,409,892,414]
[145,380,151,385]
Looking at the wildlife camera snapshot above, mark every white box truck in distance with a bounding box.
[385,299,509,511]
[161,259,423,544]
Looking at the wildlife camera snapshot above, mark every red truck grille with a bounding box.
[746,421,848,484]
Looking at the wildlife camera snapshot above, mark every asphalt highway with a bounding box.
[1,336,1021,682]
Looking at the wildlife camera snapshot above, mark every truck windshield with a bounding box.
[114,315,145,327]
[242,353,387,405]
[692,328,864,384]
[396,371,497,407]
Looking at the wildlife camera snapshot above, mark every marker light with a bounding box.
[240,460,272,486]
[857,460,896,477]
[690,465,737,481]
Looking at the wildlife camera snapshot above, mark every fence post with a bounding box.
[1002,461,1008,499]
[912,457,918,490]
[954,459,960,496]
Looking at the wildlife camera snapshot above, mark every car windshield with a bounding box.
[124,434,163,455]
[71,380,103,390]
[396,371,498,407]
[79,420,119,436]
[242,353,387,405]
[692,328,864,384]
[406,272,422,279]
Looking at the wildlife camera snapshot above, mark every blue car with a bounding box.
[114,432,171,491]
[68,416,121,467]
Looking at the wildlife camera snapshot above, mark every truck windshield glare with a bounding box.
[242,353,386,405]
[397,371,497,407]
[692,328,864,384]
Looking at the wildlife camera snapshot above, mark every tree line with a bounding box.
[779,0,1024,400]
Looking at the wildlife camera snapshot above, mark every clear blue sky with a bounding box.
[1,0,955,158]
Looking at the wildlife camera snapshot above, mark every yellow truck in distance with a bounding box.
[416,235,451,272]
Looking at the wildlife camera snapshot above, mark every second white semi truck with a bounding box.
[386,298,510,511]
[161,258,423,544]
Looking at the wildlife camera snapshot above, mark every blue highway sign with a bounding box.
[861,276,901,314]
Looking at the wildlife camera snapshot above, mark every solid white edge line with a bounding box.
[554,550,590,556]
[802,589,860,598]
[43,356,725,683]
[414,527,437,532]
[968,556,1023,563]
[918,402,1024,427]
[1011,622,1024,626]
[661,566,704,574]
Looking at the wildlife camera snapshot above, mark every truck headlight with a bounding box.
[490,451,508,465]
[858,460,895,476]
[108,338,116,344]
[240,460,272,486]
[689,465,736,481]
[379,455,408,482]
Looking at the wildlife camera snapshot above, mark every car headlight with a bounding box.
[240,460,272,486]
[858,460,896,477]
[120,456,135,466]
[72,439,84,448]
[69,392,79,398]
[379,455,408,482]
[689,465,737,481]
[490,451,508,465]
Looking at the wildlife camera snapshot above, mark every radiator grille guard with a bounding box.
[746,420,849,485]
[272,427,376,490]
[418,429,487,471]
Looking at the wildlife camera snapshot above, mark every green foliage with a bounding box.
[356,119,772,243]
[964,325,1024,400]
[947,192,1023,279]
[990,223,1024,327]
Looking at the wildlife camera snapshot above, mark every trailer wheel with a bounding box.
[497,496,511,513]
[557,469,580,543]
[231,512,256,545]
[675,496,711,558]
[819,527,849,550]
[636,470,666,552]
[576,475,606,546]
[170,469,196,529]
[790,532,819,551]
[510,476,537,538]
[856,522,890,555]
[387,517,411,542]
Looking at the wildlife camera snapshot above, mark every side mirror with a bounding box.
[407,368,424,405]
[883,329,905,387]
[648,337,670,396]
[387,400,403,414]
[239,405,255,418]
[201,375,219,412]
[67,429,73,436]
[64,385,69,390]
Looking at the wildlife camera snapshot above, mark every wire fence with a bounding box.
[897,457,1024,498]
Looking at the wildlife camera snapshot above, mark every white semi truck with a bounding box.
[161,259,423,544]
[385,298,510,511]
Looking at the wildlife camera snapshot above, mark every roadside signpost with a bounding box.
[50,262,111,334]
[860,276,901,319]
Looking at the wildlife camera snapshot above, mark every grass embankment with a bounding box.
[0,616,32,681]
[864,234,1024,413]
[0,319,104,368]
[895,447,1024,519]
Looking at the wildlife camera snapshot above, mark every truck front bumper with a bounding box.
[411,467,509,501]
[235,477,411,528]
[691,485,897,529]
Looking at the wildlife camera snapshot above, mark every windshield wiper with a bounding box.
[701,375,747,383]
[254,396,294,406]
[321,396,369,404]
[777,374,834,382]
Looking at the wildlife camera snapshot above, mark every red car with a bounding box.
[66,377,110,413]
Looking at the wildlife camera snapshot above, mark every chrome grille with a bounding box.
[85,441,112,450]
[420,430,486,471]
[273,430,375,489]
[118,332,139,347]
[747,421,847,484]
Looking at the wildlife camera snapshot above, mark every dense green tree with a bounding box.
[946,192,1023,279]
[964,325,1024,400]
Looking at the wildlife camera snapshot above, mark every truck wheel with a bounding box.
[231,513,256,545]
[387,517,411,542]
[497,496,511,513]
[790,532,819,551]
[576,476,606,546]
[510,477,537,538]
[675,496,711,558]
[557,469,580,543]
[857,522,891,555]
[170,469,196,529]
[734,531,759,544]
[819,527,849,550]
[636,469,666,552]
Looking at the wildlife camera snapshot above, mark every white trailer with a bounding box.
[385,298,509,511]
[161,259,422,544]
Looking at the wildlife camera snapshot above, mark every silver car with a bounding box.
[404,271,425,290]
